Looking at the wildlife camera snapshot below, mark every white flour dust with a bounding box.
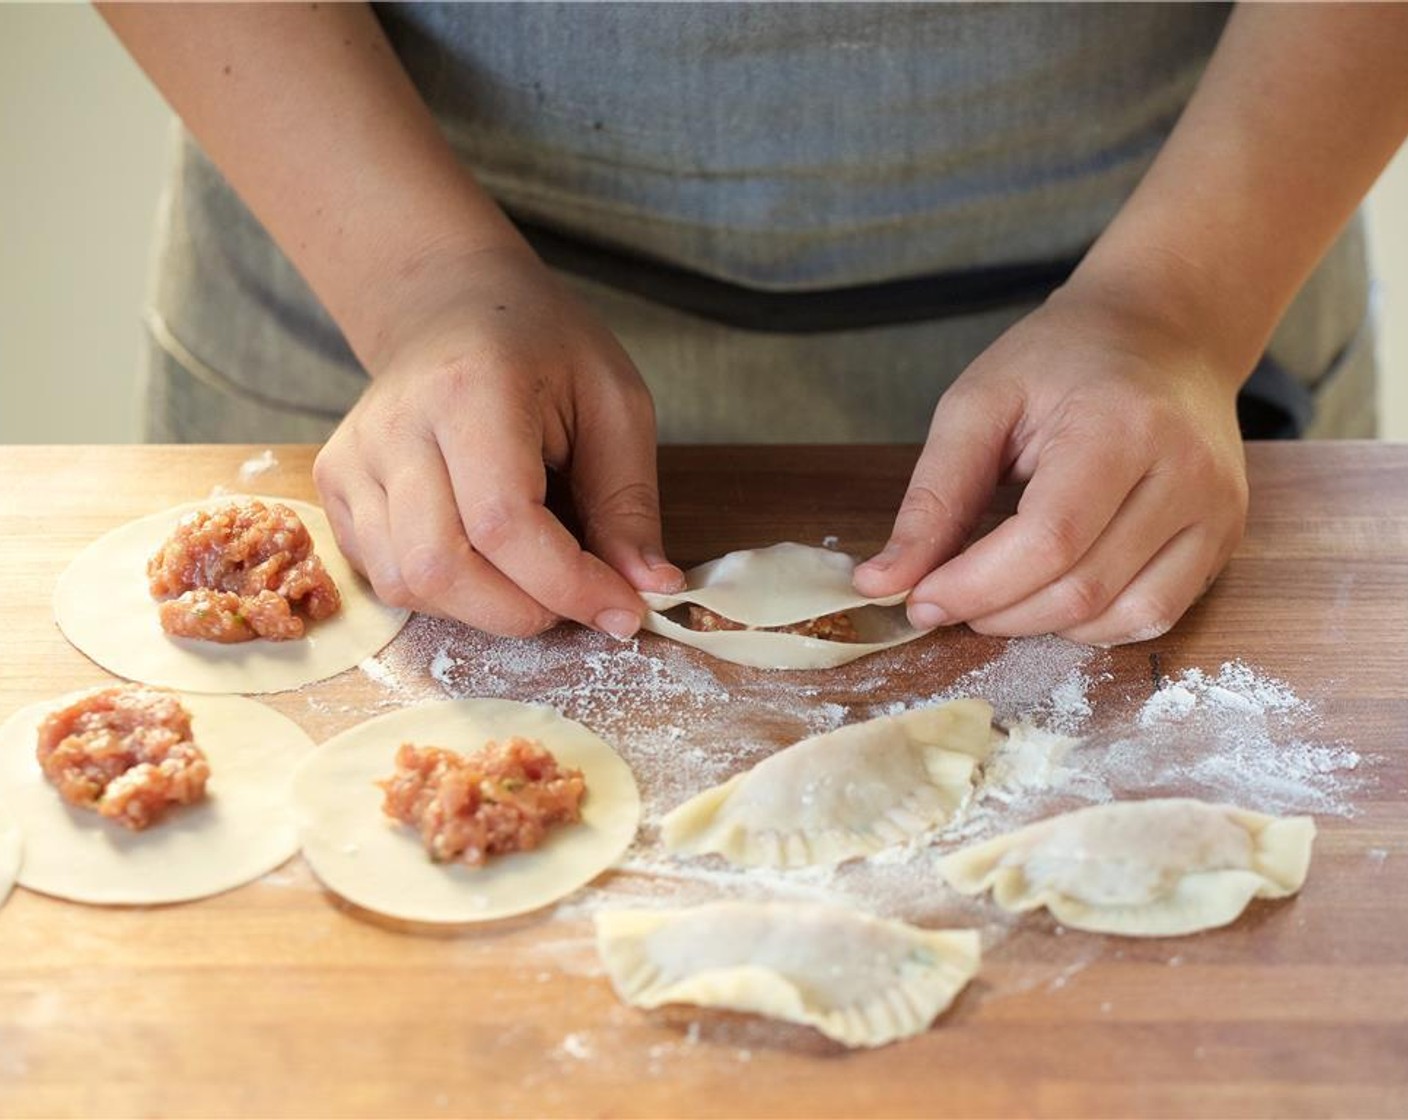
[340,616,1368,1062]
[944,636,1104,735]
[237,448,279,483]
[355,621,1364,882]
[1116,661,1363,817]
[206,449,281,500]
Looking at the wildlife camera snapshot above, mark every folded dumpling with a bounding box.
[939,798,1315,936]
[595,901,981,1049]
[662,700,995,868]
[640,542,929,669]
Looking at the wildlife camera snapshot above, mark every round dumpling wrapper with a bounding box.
[293,699,641,924]
[0,688,315,905]
[54,495,410,694]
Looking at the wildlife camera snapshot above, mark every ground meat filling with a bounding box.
[378,739,587,866]
[685,605,861,642]
[148,499,342,642]
[36,686,210,831]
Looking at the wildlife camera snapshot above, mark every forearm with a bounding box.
[1070,2,1408,383]
[99,2,526,370]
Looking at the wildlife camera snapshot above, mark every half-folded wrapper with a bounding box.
[640,542,930,669]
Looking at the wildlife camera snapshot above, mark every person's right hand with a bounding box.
[313,243,684,638]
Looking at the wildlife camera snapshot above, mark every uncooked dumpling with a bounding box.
[640,543,928,669]
[939,798,1315,936]
[53,495,409,694]
[662,700,995,868]
[293,699,641,923]
[596,901,980,1048]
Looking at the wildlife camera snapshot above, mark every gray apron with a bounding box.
[141,2,1376,443]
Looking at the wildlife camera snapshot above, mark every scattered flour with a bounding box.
[237,448,279,483]
[334,617,1368,1055]
[555,1032,593,1062]
[429,648,458,688]
[205,449,279,500]
[892,635,1106,736]
[357,655,399,691]
[1139,662,1303,728]
[1116,661,1362,817]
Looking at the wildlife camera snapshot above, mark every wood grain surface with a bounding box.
[0,443,1405,1119]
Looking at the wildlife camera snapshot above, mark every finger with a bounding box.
[383,451,556,638]
[338,477,418,611]
[904,430,1148,627]
[1058,525,1227,646]
[853,384,1019,600]
[436,400,649,638]
[312,445,366,573]
[571,380,685,595]
[321,490,363,574]
[965,473,1197,637]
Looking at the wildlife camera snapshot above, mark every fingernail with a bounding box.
[861,544,903,573]
[595,608,641,640]
[642,550,686,592]
[656,569,687,593]
[908,602,948,629]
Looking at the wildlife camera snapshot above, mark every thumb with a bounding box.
[853,382,1019,603]
[571,383,685,595]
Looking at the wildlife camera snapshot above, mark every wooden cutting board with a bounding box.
[0,443,1404,1118]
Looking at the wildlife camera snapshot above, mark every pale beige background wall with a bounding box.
[2,5,1405,443]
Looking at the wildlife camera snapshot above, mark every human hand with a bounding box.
[853,281,1249,645]
[314,244,684,638]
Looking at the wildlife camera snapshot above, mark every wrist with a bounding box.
[341,232,539,376]
[1059,242,1265,395]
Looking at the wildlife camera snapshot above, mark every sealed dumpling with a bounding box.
[662,700,994,868]
[595,901,980,1049]
[939,798,1315,936]
[640,542,929,669]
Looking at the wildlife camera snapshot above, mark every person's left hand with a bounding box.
[852,280,1250,646]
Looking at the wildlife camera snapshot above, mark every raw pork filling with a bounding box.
[378,739,587,866]
[684,604,861,642]
[36,686,210,830]
[147,499,341,642]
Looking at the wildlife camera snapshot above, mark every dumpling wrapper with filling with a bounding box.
[640,542,929,670]
[662,699,995,868]
[0,688,316,906]
[53,495,409,694]
[596,901,981,1049]
[292,698,641,924]
[939,797,1315,936]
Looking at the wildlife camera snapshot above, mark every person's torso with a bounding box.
[376,2,1231,289]
[147,3,1379,445]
